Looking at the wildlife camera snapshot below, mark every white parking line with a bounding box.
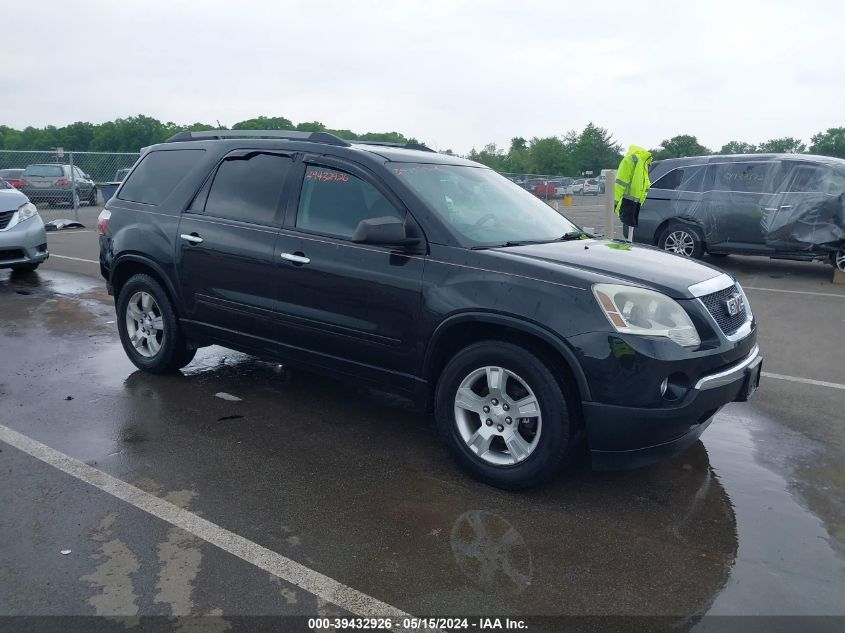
[49,254,99,264]
[762,372,845,391]
[0,424,409,620]
[744,286,845,299]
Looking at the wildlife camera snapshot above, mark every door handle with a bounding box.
[180,233,203,244]
[779,205,792,209]
[280,252,310,265]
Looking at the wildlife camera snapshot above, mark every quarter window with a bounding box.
[203,152,291,225]
[119,149,204,206]
[295,166,402,238]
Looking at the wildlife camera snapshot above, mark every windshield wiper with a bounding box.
[472,239,551,249]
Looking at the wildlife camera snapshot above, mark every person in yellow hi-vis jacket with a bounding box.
[614,145,652,241]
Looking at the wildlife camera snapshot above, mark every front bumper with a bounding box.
[0,215,50,268]
[584,345,762,470]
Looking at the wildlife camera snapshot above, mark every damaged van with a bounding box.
[635,154,845,271]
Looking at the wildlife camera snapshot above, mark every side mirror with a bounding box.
[351,216,419,246]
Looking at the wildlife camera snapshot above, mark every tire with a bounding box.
[658,223,705,259]
[833,248,845,272]
[11,263,39,272]
[116,273,196,374]
[434,341,578,490]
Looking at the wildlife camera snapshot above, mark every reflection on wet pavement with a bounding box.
[1,268,844,620]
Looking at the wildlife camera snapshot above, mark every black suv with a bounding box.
[98,130,761,489]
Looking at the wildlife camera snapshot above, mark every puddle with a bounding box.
[702,413,845,615]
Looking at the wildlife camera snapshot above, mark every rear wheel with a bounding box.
[435,341,577,489]
[116,274,196,373]
[658,224,705,259]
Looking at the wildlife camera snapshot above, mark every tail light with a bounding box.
[55,178,70,186]
[97,209,111,236]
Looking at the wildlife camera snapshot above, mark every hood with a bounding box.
[0,188,29,212]
[489,239,724,299]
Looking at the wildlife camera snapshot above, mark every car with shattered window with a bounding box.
[636,153,845,271]
[98,130,762,489]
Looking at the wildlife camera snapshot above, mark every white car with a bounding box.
[583,178,600,195]
[570,179,585,195]
[0,187,49,272]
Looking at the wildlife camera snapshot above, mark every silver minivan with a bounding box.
[19,163,97,207]
[635,153,845,271]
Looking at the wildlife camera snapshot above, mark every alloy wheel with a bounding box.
[836,248,845,272]
[125,291,165,358]
[664,230,696,257]
[453,366,542,466]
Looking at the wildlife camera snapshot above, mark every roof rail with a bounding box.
[351,140,435,153]
[164,129,351,147]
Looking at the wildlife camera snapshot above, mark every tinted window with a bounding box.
[24,165,63,177]
[296,166,402,238]
[711,162,774,194]
[788,165,827,193]
[203,153,291,225]
[119,149,204,206]
[651,166,706,192]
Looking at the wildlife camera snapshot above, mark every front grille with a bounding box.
[700,284,747,336]
[0,210,14,230]
[0,248,24,261]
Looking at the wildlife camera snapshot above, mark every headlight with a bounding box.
[593,283,701,348]
[16,202,38,222]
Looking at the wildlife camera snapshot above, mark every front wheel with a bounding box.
[435,341,578,489]
[116,274,196,373]
[658,224,705,259]
[833,248,845,272]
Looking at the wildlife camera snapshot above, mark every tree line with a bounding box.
[0,115,419,155]
[1,115,844,177]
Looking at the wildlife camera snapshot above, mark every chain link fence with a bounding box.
[0,149,140,221]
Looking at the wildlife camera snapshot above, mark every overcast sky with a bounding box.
[1,0,842,154]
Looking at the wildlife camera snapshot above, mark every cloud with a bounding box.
[0,0,841,153]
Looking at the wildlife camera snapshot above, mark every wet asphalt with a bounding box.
[1,208,844,629]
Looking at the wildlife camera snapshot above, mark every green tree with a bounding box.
[527,137,571,175]
[467,143,509,171]
[758,137,806,153]
[719,140,757,154]
[569,123,622,175]
[505,136,533,173]
[809,128,845,158]
[232,116,294,130]
[652,135,711,160]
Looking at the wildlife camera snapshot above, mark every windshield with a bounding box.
[391,163,580,247]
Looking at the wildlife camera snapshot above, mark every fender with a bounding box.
[423,311,592,402]
[110,253,182,306]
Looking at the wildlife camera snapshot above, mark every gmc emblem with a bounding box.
[725,294,744,317]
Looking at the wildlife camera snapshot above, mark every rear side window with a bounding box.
[296,165,402,238]
[202,152,291,225]
[651,166,706,191]
[24,165,63,177]
[711,162,774,194]
[787,165,827,193]
[119,149,204,206]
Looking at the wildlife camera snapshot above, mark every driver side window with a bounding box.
[296,165,402,239]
